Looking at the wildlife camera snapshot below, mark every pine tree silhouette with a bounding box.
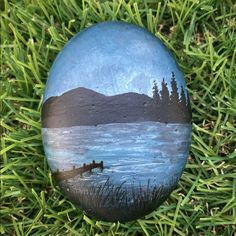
[179,85,187,109]
[186,93,192,122]
[156,75,191,123]
[160,78,170,103]
[152,80,160,104]
[169,72,179,111]
[160,78,170,122]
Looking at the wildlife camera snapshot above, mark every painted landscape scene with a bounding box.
[42,73,192,221]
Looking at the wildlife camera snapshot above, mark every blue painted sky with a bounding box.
[43,21,187,102]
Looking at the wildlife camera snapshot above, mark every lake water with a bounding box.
[42,121,191,188]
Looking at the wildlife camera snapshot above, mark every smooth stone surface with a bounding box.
[41,21,192,222]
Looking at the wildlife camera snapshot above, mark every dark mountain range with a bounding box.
[42,85,191,128]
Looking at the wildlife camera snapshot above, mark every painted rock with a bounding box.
[41,21,192,222]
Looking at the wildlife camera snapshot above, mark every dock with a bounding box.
[53,160,104,181]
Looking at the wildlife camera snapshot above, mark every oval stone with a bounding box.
[41,21,192,222]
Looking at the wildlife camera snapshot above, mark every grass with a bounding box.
[59,177,176,222]
[0,0,235,235]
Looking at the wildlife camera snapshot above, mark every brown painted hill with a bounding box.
[41,87,190,128]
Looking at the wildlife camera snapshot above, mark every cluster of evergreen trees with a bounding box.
[152,72,191,123]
